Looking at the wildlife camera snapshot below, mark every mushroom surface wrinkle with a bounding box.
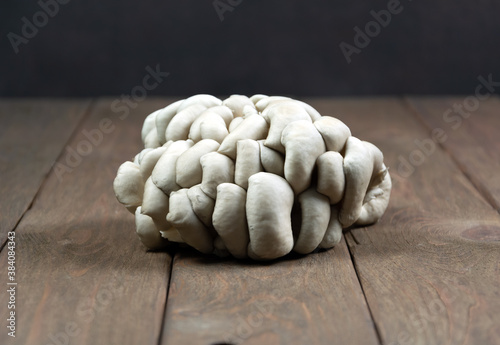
[113,94,392,260]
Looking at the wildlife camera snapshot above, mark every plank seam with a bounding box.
[157,253,176,345]
[0,99,95,252]
[403,96,500,213]
[345,231,383,345]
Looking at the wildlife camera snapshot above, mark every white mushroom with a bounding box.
[165,104,207,141]
[137,148,153,164]
[242,105,258,117]
[187,184,215,228]
[234,139,262,189]
[339,136,374,227]
[212,183,249,259]
[222,95,256,118]
[176,94,221,112]
[167,189,214,254]
[246,173,294,260]
[314,116,351,152]
[160,228,184,243]
[141,177,170,230]
[293,187,331,254]
[258,140,285,177]
[356,164,391,225]
[144,129,160,148]
[113,161,144,214]
[249,94,268,104]
[262,101,311,154]
[155,99,183,145]
[115,94,392,260]
[319,205,343,249]
[175,139,220,188]
[218,114,269,159]
[295,100,322,122]
[141,110,159,143]
[254,96,291,112]
[228,117,244,132]
[135,207,169,250]
[151,140,194,195]
[200,152,235,198]
[139,147,168,183]
[281,120,325,195]
[316,151,345,204]
[208,105,234,127]
[189,107,230,143]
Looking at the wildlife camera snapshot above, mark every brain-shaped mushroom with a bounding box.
[113,94,391,260]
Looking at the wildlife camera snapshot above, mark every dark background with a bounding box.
[1,0,499,97]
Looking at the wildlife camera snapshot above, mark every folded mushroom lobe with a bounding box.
[293,187,331,254]
[235,139,263,189]
[246,173,294,260]
[340,136,373,227]
[200,152,235,199]
[316,151,345,204]
[212,183,249,259]
[281,120,326,195]
[167,189,214,254]
[135,207,169,250]
[155,99,183,144]
[113,161,144,213]
[218,114,269,159]
[187,184,216,228]
[165,104,207,142]
[176,139,220,188]
[319,205,343,249]
[151,140,193,195]
[314,116,351,152]
[262,101,311,154]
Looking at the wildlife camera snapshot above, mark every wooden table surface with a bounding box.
[1,97,499,345]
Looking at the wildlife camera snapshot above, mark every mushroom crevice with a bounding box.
[113,94,392,260]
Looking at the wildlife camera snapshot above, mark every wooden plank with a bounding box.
[0,98,176,345]
[407,96,500,212]
[315,98,500,345]
[162,239,380,345]
[0,99,90,246]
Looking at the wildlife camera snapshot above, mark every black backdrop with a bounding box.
[2,0,500,97]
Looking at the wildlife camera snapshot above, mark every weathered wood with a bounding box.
[0,99,90,246]
[407,96,500,212]
[2,97,499,345]
[162,238,380,345]
[318,98,500,345]
[0,98,176,345]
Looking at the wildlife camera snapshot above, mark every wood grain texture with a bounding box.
[313,98,500,345]
[2,97,499,345]
[0,99,90,246]
[407,96,500,212]
[0,98,177,345]
[161,237,380,345]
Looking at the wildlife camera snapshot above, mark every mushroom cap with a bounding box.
[113,94,392,260]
